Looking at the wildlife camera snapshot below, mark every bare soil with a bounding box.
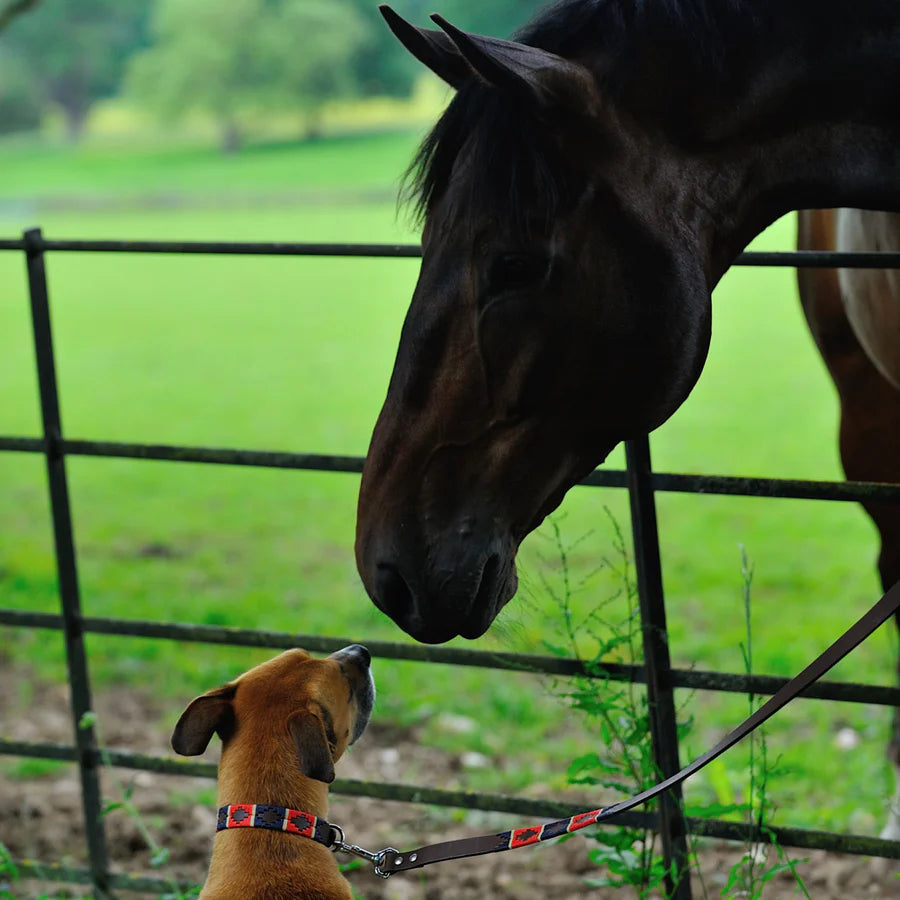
[1,668,898,899]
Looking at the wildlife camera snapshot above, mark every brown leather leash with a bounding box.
[366,579,900,877]
[212,581,900,878]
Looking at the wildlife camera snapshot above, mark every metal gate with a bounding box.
[2,228,900,898]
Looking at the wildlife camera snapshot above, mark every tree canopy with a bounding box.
[127,0,372,150]
[0,0,554,144]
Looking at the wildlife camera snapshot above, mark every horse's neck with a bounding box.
[623,2,900,281]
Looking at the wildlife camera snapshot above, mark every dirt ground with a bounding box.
[2,671,899,899]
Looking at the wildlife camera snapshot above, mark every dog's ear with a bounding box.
[288,711,335,784]
[171,683,237,756]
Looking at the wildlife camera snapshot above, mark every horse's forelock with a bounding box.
[402,80,582,238]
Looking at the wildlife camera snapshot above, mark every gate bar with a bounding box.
[3,608,899,705]
[24,227,111,899]
[2,236,900,268]
[626,436,692,899]
[4,435,900,504]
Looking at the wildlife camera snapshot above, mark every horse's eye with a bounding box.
[486,254,548,295]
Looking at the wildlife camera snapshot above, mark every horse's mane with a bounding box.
[404,0,754,226]
[405,0,892,227]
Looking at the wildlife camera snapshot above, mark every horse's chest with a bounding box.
[836,208,900,390]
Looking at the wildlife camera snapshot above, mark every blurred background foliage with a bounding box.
[0,0,548,148]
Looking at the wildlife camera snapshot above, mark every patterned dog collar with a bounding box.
[217,803,339,848]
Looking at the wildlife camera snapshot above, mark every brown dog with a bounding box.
[172,645,375,899]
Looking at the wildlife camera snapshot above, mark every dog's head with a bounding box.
[171,645,375,784]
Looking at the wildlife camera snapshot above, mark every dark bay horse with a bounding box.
[354,0,900,822]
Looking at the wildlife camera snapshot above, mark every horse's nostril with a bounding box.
[374,563,414,619]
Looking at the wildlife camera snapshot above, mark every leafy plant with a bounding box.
[0,841,22,900]
[540,512,675,897]
[542,517,812,898]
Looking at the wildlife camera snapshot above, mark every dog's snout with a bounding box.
[327,644,375,745]
[350,644,371,666]
[330,643,371,668]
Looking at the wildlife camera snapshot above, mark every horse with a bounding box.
[797,208,900,836]
[354,0,900,827]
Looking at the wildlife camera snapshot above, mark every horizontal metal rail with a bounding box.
[2,435,900,504]
[2,609,898,706]
[0,238,423,257]
[1,236,900,267]
[4,740,898,865]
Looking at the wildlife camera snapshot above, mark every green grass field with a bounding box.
[0,130,895,836]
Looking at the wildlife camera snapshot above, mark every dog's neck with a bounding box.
[216,738,331,817]
[200,742,351,899]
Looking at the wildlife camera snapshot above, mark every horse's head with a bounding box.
[356,7,714,643]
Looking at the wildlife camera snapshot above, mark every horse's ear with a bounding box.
[379,5,471,89]
[430,14,602,117]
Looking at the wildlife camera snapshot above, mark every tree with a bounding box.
[127,0,266,153]
[1,0,148,140]
[255,0,371,139]
[344,0,422,98]
[127,0,371,151]
[0,51,41,133]
[0,0,42,135]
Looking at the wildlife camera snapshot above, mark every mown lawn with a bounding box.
[0,130,895,834]
[0,129,420,201]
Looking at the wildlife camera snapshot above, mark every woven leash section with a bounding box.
[381,579,900,875]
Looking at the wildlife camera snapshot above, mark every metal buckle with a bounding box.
[329,823,400,879]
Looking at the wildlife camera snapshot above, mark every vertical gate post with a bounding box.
[24,228,112,899]
[625,436,691,899]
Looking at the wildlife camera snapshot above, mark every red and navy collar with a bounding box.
[217,803,339,848]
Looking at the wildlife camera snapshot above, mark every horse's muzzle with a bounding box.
[367,541,516,643]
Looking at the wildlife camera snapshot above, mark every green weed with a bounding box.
[0,843,23,900]
[1,759,67,780]
[541,513,675,897]
[543,516,813,898]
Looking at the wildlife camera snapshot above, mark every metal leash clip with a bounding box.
[329,823,400,879]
